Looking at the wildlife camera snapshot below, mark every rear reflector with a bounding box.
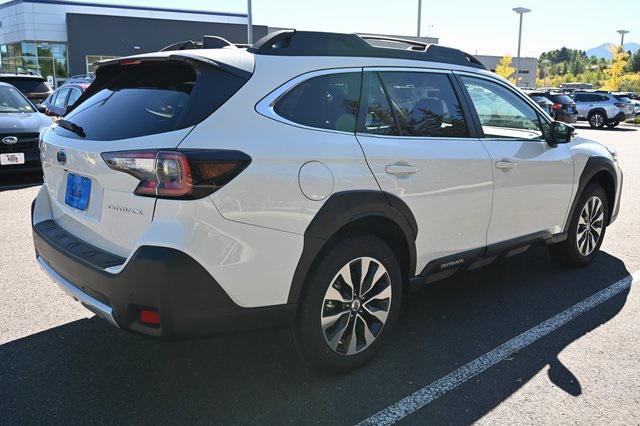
[101,149,251,199]
[139,309,160,325]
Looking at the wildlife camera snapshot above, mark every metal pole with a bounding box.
[417,0,422,37]
[516,12,523,81]
[621,32,624,46]
[247,0,253,45]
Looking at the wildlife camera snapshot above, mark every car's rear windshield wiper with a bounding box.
[57,119,86,138]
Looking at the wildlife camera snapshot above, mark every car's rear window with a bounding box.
[547,94,572,104]
[1,77,51,93]
[58,61,247,141]
[613,95,631,102]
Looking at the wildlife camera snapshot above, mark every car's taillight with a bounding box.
[101,149,251,199]
[552,103,563,110]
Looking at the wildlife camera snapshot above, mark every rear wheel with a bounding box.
[293,235,402,372]
[549,184,608,267]
[588,111,606,129]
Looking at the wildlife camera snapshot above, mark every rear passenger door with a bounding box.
[356,69,494,274]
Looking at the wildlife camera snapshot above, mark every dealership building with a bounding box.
[0,0,267,80]
[0,0,537,87]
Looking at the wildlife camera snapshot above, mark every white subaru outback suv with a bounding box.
[32,31,622,372]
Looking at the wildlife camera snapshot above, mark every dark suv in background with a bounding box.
[0,74,53,105]
[544,92,578,123]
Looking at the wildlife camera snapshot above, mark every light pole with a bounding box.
[512,7,531,86]
[247,0,253,45]
[617,30,630,47]
[417,0,422,37]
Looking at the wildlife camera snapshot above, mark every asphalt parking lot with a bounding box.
[1,124,639,425]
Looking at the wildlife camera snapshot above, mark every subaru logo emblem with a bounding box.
[57,150,67,165]
[2,136,18,145]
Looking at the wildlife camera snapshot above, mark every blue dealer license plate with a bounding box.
[65,173,91,210]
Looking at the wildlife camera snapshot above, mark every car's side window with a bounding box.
[361,72,399,136]
[67,88,82,106]
[53,88,70,108]
[274,72,361,133]
[376,71,469,138]
[461,76,544,140]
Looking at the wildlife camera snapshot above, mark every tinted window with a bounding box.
[274,72,361,132]
[59,61,246,141]
[362,72,398,135]
[613,95,631,103]
[378,72,469,137]
[462,76,544,140]
[530,95,549,102]
[548,94,573,104]
[53,88,70,108]
[67,88,82,105]
[1,77,51,93]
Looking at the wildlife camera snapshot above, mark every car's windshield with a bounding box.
[0,86,35,113]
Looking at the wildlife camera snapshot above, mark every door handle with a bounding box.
[495,159,517,171]
[385,163,418,175]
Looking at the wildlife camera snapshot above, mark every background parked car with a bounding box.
[61,74,95,86]
[0,73,52,105]
[617,92,640,115]
[0,82,52,174]
[41,83,88,117]
[571,91,635,128]
[544,92,578,123]
[525,91,554,117]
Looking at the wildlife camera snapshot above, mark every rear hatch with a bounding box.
[1,77,52,104]
[39,52,252,258]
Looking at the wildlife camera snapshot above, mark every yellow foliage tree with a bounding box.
[495,55,517,83]
[601,46,629,91]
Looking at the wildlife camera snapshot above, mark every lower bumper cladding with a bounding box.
[37,256,119,328]
[33,217,296,337]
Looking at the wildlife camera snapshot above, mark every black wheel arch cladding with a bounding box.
[564,156,617,232]
[288,190,417,304]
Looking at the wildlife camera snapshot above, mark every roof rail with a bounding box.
[160,36,238,52]
[247,30,487,70]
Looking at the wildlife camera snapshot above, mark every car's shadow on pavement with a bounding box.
[0,248,631,425]
[0,172,42,192]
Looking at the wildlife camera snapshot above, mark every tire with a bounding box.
[293,234,403,373]
[549,183,608,267]
[588,111,606,129]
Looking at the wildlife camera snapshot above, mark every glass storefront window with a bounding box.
[21,42,37,57]
[0,41,69,80]
[86,55,118,74]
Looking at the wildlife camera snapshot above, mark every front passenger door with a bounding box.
[458,75,574,246]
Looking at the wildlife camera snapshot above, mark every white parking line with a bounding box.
[357,271,640,426]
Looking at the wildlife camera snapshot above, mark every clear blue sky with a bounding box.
[5,0,640,57]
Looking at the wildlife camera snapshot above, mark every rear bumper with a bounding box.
[33,216,296,337]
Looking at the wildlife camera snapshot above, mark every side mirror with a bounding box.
[35,103,47,113]
[547,121,575,146]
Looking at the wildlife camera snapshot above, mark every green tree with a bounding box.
[630,49,640,73]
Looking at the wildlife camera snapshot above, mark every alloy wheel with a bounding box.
[577,196,604,256]
[320,257,392,355]
[590,113,604,128]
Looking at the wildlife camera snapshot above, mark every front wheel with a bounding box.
[293,235,403,372]
[549,183,608,267]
